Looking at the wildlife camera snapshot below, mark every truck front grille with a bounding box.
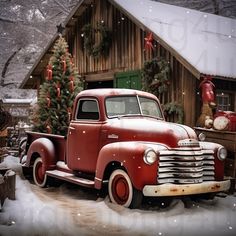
[158,149,215,184]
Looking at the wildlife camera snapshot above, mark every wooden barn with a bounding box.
[20,0,236,127]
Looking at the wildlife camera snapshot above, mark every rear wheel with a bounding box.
[33,157,48,187]
[108,169,143,208]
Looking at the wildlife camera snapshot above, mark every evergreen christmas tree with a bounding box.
[34,35,83,136]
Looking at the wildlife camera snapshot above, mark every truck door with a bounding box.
[67,98,102,173]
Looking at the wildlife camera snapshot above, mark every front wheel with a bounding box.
[33,157,48,187]
[108,169,143,208]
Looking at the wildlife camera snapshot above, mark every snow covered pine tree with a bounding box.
[34,36,83,136]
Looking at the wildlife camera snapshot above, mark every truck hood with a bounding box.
[105,117,198,148]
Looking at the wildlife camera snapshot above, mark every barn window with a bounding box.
[216,92,231,111]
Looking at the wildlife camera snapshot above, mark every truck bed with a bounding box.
[26,131,67,162]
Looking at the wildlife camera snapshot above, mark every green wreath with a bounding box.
[82,22,112,58]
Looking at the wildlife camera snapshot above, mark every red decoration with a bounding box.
[67,107,72,114]
[69,80,74,92]
[46,125,52,134]
[61,57,66,72]
[47,64,52,80]
[46,97,51,107]
[199,75,215,104]
[70,57,74,65]
[69,76,74,92]
[144,32,154,51]
[56,82,61,98]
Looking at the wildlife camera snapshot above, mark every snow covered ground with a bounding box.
[0,155,236,236]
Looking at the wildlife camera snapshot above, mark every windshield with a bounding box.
[105,95,163,119]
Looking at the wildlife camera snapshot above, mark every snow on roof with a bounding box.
[113,0,236,79]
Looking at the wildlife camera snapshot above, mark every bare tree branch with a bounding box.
[0,16,24,24]
[1,47,22,86]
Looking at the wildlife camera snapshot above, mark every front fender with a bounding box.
[26,138,56,172]
[95,142,158,190]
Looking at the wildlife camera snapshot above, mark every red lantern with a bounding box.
[144,32,154,51]
[199,76,215,105]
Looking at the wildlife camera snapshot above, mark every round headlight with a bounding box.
[217,147,227,161]
[198,132,206,141]
[143,148,157,165]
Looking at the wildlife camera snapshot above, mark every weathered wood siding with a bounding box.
[65,0,197,126]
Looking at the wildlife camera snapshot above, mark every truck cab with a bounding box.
[22,89,231,208]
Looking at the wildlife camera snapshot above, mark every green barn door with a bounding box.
[115,70,141,90]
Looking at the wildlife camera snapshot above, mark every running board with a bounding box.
[46,170,95,188]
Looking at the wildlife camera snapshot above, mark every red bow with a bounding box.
[145,32,154,51]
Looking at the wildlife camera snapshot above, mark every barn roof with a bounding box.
[112,0,236,79]
[20,0,236,89]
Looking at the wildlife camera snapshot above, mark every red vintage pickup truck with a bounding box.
[21,89,231,208]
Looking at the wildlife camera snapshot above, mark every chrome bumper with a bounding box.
[142,180,231,197]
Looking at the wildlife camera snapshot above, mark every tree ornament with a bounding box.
[55,82,61,98]
[70,57,74,65]
[144,32,154,51]
[67,107,72,114]
[69,80,74,92]
[47,64,52,80]
[46,97,51,107]
[61,56,66,72]
[46,124,52,134]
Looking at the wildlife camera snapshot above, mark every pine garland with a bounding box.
[82,22,112,58]
[142,57,184,124]
[163,102,184,124]
[141,57,170,97]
